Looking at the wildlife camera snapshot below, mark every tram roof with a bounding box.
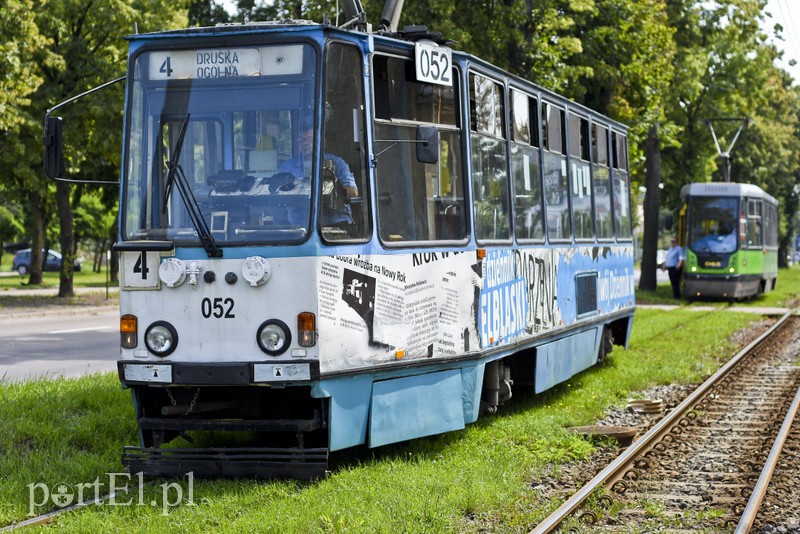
[126,20,324,40]
[680,182,778,204]
[125,20,627,131]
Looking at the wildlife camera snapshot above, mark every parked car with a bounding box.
[11,249,81,275]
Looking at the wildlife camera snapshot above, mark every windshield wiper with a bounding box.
[163,114,190,216]
[162,115,222,258]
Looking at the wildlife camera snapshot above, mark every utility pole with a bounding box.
[704,117,749,182]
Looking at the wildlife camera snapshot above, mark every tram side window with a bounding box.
[322,43,370,242]
[541,102,570,241]
[746,199,763,247]
[592,124,612,239]
[770,204,777,246]
[510,90,544,241]
[764,202,777,247]
[470,73,510,242]
[568,113,593,240]
[126,84,145,234]
[373,54,466,243]
[611,131,632,239]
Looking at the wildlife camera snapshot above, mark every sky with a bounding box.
[764,0,800,84]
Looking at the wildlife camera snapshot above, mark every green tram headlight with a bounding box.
[144,321,179,357]
[257,320,291,356]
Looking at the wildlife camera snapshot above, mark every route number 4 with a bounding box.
[133,252,150,279]
[159,57,173,77]
[122,251,160,289]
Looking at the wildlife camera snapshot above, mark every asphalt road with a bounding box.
[0,309,119,382]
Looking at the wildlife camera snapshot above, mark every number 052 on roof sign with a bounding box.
[415,41,452,86]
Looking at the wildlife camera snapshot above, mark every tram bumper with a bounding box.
[683,273,761,299]
[122,446,328,480]
[118,361,329,479]
[118,360,320,386]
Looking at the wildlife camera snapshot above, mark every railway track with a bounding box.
[532,311,800,533]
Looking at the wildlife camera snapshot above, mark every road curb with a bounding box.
[0,305,119,321]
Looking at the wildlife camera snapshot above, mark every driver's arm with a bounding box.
[327,154,358,197]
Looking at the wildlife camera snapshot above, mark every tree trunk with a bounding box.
[28,191,45,285]
[56,181,75,297]
[778,184,799,269]
[639,124,662,292]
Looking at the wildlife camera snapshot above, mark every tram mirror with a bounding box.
[44,117,65,180]
[416,126,439,164]
[664,214,673,231]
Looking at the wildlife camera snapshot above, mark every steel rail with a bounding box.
[530,310,793,534]
[735,382,800,533]
[0,491,121,532]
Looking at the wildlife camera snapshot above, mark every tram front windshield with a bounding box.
[687,196,738,254]
[123,44,318,245]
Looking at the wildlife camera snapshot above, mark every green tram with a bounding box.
[678,182,778,300]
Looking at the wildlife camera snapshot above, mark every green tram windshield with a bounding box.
[123,43,319,245]
[687,196,738,254]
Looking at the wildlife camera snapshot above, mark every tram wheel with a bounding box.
[597,326,613,364]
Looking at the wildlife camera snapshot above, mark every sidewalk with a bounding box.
[637,304,792,315]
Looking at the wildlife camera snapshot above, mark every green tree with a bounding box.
[73,192,118,272]
[0,0,48,132]
[392,0,591,92]
[189,0,231,26]
[0,205,26,266]
[661,0,770,204]
[728,44,800,266]
[0,0,56,286]
[3,0,189,295]
[561,0,675,291]
[637,0,800,290]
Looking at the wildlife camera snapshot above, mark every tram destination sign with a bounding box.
[148,45,304,80]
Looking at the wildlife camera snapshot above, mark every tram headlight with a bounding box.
[144,321,178,357]
[257,320,291,356]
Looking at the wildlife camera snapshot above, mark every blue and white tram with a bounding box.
[52,5,636,477]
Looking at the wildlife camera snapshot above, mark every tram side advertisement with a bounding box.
[317,251,478,371]
[316,246,634,373]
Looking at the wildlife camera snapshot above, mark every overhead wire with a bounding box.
[776,0,800,63]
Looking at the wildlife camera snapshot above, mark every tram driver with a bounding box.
[276,116,359,233]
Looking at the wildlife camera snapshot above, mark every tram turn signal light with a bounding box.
[477,249,486,260]
[298,312,316,347]
[120,314,137,349]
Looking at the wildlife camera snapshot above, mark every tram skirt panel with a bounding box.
[534,328,600,393]
[368,370,466,448]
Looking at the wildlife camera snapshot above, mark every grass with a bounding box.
[0,270,112,291]
[0,306,769,532]
[0,251,113,289]
[0,253,117,312]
